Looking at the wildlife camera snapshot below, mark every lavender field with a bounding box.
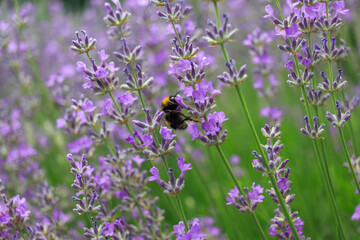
[1,0,360,239]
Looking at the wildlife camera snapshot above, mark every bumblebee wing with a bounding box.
[164,110,189,130]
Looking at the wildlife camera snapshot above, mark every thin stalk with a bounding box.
[14,0,20,17]
[327,62,337,110]
[250,213,267,240]
[307,32,317,89]
[215,145,245,196]
[348,120,359,156]
[215,145,268,240]
[212,1,298,238]
[307,16,346,235]
[85,52,134,136]
[19,229,28,240]
[272,2,342,238]
[340,90,359,157]
[274,0,285,19]
[298,59,346,238]
[206,148,244,239]
[175,195,189,231]
[212,1,221,28]
[313,139,346,239]
[323,2,358,197]
[338,127,360,193]
[129,62,146,109]
[324,0,336,111]
[171,20,183,49]
[314,108,336,198]
[83,189,94,225]
[220,42,230,62]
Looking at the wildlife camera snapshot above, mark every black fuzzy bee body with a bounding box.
[161,95,195,130]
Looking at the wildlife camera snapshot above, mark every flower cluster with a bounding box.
[188,111,228,146]
[226,183,265,213]
[300,116,326,139]
[173,218,207,240]
[326,100,351,128]
[149,157,192,196]
[175,81,221,118]
[67,154,101,215]
[217,59,247,87]
[204,14,238,46]
[0,194,31,237]
[75,49,121,94]
[252,124,305,239]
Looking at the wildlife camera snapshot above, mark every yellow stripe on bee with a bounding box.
[162,97,169,106]
[165,120,171,127]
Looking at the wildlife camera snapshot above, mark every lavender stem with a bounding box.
[175,195,189,232]
[211,2,300,238]
[339,127,360,193]
[273,2,345,237]
[214,145,268,239]
[171,20,183,49]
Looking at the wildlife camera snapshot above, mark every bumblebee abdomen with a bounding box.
[164,111,188,130]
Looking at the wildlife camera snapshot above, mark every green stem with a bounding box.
[233,66,300,240]
[220,43,230,62]
[108,89,135,135]
[215,145,267,240]
[327,62,337,110]
[307,32,317,89]
[340,91,359,157]
[215,145,245,195]
[153,134,169,170]
[338,127,360,194]
[129,62,146,109]
[212,1,299,237]
[250,213,268,240]
[274,0,285,19]
[212,1,221,29]
[171,20,183,49]
[19,228,28,240]
[298,62,345,238]
[175,195,189,231]
[83,191,94,225]
[14,0,20,17]
[313,139,346,239]
[348,119,359,157]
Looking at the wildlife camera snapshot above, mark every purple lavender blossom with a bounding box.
[226,183,265,213]
[190,111,228,146]
[173,218,207,240]
[148,157,191,196]
[326,100,351,128]
[351,203,360,222]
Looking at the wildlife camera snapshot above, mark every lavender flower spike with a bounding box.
[173,218,206,240]
[132,109,164,133]
[143,127,177,159]
[190,111,228,146]
[103,2,131,27]
[148,157,192,196]
[326,100,351,128]
[204,14,238,46]
[218,59,247,86]
[261,124,281,139]
[226,183,265,213]
[70,30,97,54]
[300,116,326,139]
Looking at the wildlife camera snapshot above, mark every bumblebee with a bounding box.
[161,94,196,130]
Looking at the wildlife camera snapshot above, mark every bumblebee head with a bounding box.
[161,93,179,111]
